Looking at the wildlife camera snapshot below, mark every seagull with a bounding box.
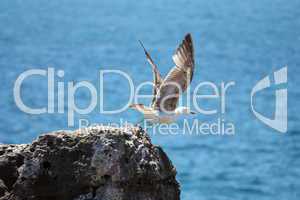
[130,33,196,124]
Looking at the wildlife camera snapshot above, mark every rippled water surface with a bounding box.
[0,0,299,199]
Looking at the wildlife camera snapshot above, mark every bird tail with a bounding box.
[129,104,145,110]
[129,104,153,114]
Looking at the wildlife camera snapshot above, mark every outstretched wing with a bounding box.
[153,33,195,112]
[138,40,163,105]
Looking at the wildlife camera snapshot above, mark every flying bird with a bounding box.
[130,33,196,124]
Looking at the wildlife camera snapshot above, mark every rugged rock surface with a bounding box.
[0,126,180,200]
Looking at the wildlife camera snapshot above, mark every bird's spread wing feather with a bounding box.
[139,40,163,106]
[153,33,195,112]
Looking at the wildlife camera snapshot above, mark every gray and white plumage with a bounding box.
[130,33,196,123]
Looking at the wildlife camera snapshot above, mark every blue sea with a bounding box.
[0,0,299,199]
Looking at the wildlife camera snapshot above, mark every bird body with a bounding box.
[130,33,196,124]
[129,104,195,124]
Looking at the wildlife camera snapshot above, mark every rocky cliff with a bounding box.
[0,126,180,200]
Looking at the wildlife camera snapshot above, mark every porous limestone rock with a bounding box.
[0,126,180,200]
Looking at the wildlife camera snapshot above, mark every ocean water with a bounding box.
[0,0,300,199]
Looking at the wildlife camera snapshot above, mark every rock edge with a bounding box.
[0,126,180,200]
